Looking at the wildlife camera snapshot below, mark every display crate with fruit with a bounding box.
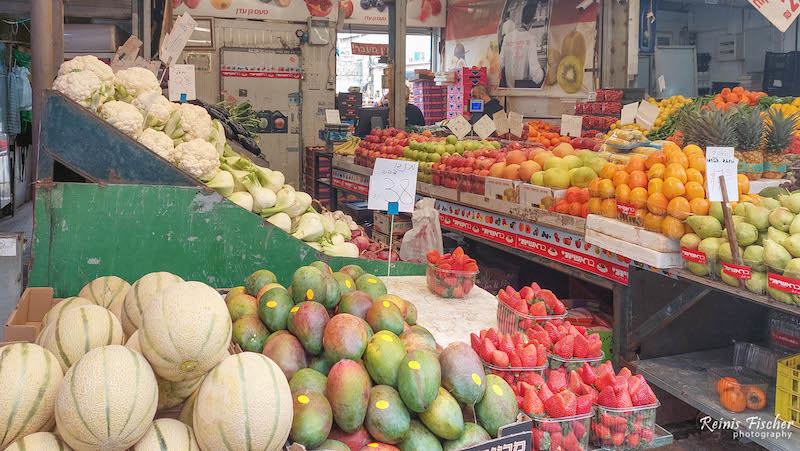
[496,283,567,334]
[425,247,479,298]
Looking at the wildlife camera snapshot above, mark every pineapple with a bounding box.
[735,107,766,180]
[678,106,738,150]
[763,110,800,179]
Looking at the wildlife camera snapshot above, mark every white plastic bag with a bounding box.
[399,197,443,263]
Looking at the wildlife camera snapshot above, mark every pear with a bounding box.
[731,216,746,227]
[734,202,752,217]
[769,207,795,232]
[718,241,743,264]
[790,215,800,235]
[686,215,723,239]
[746,205,771,231]
[709,202,724,224]
[685,261,710,276]
[783,234,800,258]
[720,271,740,287]
[764,238,793,272]
[745,271,767,294]
[760,197,781,210]
[768,286,794,304]
[734,222,759,247]
[680,233,702,250]
[742,245,765,272]
[698,237,726,262]
[768,227,791,247]
[780,192,800,214]
[784,257,800,278]
[756,231,766,246]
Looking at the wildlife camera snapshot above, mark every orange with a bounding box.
[730,201,738,211]
[661,141,681,158]
[634,208,647,225]
[688,154,706,172]
[647,192,668,215]
[749,193,761,205]
[612,170,630,187]
[683,144,704,157]
[686,168,704,184]
[588,178,601,197]
[667,197,691,220]
[685,222,695,235]
[648,178,664,195]
[644,212,665,232]
[668,151,690,169]
[626,155,646,173]
[739,194,753,204]
[630,187,649,208]
[615,184,632,204]
[599,163,621,180]
[628,170,648,189]
[588,197,603,214]
[737,174,750,195]
[689,198,710,215]
[664,163,688,183]
[600,198,618,218]
[598,179,615,199]
[663,177,686,199]
[645,151,667,169]
[661,215,686,239]
[647,163,666,180]
[684,181,706,200]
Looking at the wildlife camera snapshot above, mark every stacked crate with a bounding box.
[446,67,488,120]
[412,80,446,125]
[303,146,330,207]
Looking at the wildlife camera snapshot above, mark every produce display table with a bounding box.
[378,275,497,348]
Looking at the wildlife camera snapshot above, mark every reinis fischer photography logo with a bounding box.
[700,415,794,440]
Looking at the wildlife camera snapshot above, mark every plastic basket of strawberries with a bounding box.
[590,362,660,450]
[425,247,479,298]
[496,284,568,335]
[532,319,605,372]
[470,327,547,389]
[528,386,595,451]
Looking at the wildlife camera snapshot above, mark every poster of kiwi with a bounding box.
[445,0,597,95]
[341,0,446,28]
[173,0,338,20]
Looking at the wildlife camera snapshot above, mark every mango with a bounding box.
[377,294,408,318]
[443,423,491,451]
[364,330,406,387]
[439,341,486,405]
[340,264,366,282]
[332,272,355,295]
[225,286,246,302]
[323,313,369,362]
[476,375,518,438]
[258,287,294,331]
[291,391,333,448]
[328,425,370,451]
[397,348,441,413]
[327,359,371,433]
[292,266,327,303]
[262,333,307,380]
[398,420,443,451]
[320,272,342,309]
[338,291,375,319]
[310,261,333,275]
[311,439,350,451]
[244,269,277,296]
[231,314,268,352]
[365,385,411,444]
[290,368,328,396]
[418,387,464,440]
[309,354,334,376]
[405,301,418,326]
[357,274,388,299]
[287,301,330,355]
[366,300,405,336]
[227,293,258,323]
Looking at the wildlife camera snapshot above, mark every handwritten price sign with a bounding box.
[749,0,800,32]
[705,147,739,202]
[368,159,419,213]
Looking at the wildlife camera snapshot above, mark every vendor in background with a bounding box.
[380,87,425,127]
[468,84,504,125]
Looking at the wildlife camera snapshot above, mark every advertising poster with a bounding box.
[341,0,446,28]
[445,0,598,95]
[174,0,338,20]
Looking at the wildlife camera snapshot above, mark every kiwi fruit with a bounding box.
[557,56,584,94]
[545,48,561,86]
[561,31,587,66]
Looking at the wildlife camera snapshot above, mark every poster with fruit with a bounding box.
[341,0,445,28]
[174,0,338,20]
[445,0,596,96]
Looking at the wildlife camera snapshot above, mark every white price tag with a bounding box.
[473,115,497,140]
[325,109,341,124]
[447,114,472,140]
[588,91,597,101]
[493,111,509,136]
[748,0,800,32]
[635,101,660,130]
[168,65,196,101]
[705,147,739,202]
[561,114,583,137]
[368,159,419,213]
[110,36,142,73]
[508,111,524,137]
[657,75,666,92]
[621,102,638,125]
[0,237,16,257]
[160,13,197,66]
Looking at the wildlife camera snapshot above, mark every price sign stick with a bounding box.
[719,175,746,290]
[385,202,399,290]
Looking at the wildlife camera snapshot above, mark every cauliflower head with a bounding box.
[138,128,175,162]
[114,67,161,102]
[174,139,220,180]
[58,55,115,84]
[99,101,145,139]
[176,103,213,142]
[133,92,177,131]
[52,70,114,111]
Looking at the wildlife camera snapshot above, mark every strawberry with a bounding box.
[540,420,561,434]
[627,432,640,447]
[519,286,535,302]
[628,373,643,394]
[444,276,458,287]
[630,384,658,406]
[461,279,474,293]
[550,432,563,450]
[452,246,464,258]
[597,386,618,408]
[617,367,632,380]
[536,344,548,366]
[587,339,603,358]
[508,350,522,368]
[595,423,611,439]
[511,332,529,350]
[572,420,586,439]
[531,427,544,449]
[499,335,515,354]
[515,394,523,408]
[486,329,500,347]
[581,383,598,404]
[529,282,541,294]
[569,371,582,394]
[553,335,575,359]
[573,333,589,358]
[537,289,559,312]
[492,350,510,368]
[631,421,642,434]
[520,344,538,367]
[595,371,616,392]
[553,299,566,315]
[470,333,481,354]
[547,369,567,393]
[579,362,597,385]
[561,390,577,416]
[596,360,614,377]
[519,371,545,389]
[479,329,487,340]
[616,388,633,408]
[502,372,515,387]
[481,338,497,362]
[498,289,510,303]
[539,382,554,401]
[563,431,580,451]
[576,395,592,414]
[544,321,560,344]
[641,428,654,442]
[528,301,548,317]
[612,432,625,446]
[521,386,544,416]
[574,325,587,336]
[426,250,440,264]
[531,329,552,350]
[613,376,629,394]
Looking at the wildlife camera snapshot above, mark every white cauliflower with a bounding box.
[99,101,145,139]
[133,92,176,131]
[173,139,220,180]
[58,55,115,84]
[52,70,114,111]
[176,103,213,142]
[114,67,161,102]
[138,128,175,161]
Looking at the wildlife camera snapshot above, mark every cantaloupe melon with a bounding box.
[36,321,55,345]
[139,282,231,382]
[0,344,64,448]
[121,272,184,338]
[193,353,292,450]
[41,297,94,329]
[126,330,142,353]
[177,387,200,427]
[55,345,158,451]
[78,275,131,319]
[42,305,125,372]
[157,375,204,411]
[4,431,73,450]
[133,418,199,451]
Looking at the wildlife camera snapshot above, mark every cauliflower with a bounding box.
[52,70,114,111]
[166,103,213,144]
[133,92,176,131]
[209,119,228,155]
[138,128,175,161]
[173,139,220,180]
[58,55,115,84]
[99,101,145,139]
[114,67,161,102]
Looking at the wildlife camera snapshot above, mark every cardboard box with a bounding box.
[485,177,521,202]
[4,287,61,343]
[519,183,567,209]
[373,211,413,236]
[372,230,402,252]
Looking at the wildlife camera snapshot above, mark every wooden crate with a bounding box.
[3,287,61,343]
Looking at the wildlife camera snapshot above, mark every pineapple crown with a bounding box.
[764,109,800,154]
[678,105,738,149]
[734,106,765,151]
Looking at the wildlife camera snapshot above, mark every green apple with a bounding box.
[455,142,465,154]
[445,144,456,154]
[446,135,457,145]
[428,153,441,163]
[403,146,412,158]
[435,145,446,155]
[491,141,502,150]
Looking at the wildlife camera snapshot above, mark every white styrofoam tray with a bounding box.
[586,214,680,253]
[585,229,684,269]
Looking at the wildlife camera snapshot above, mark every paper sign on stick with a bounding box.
[368,159,419,213]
